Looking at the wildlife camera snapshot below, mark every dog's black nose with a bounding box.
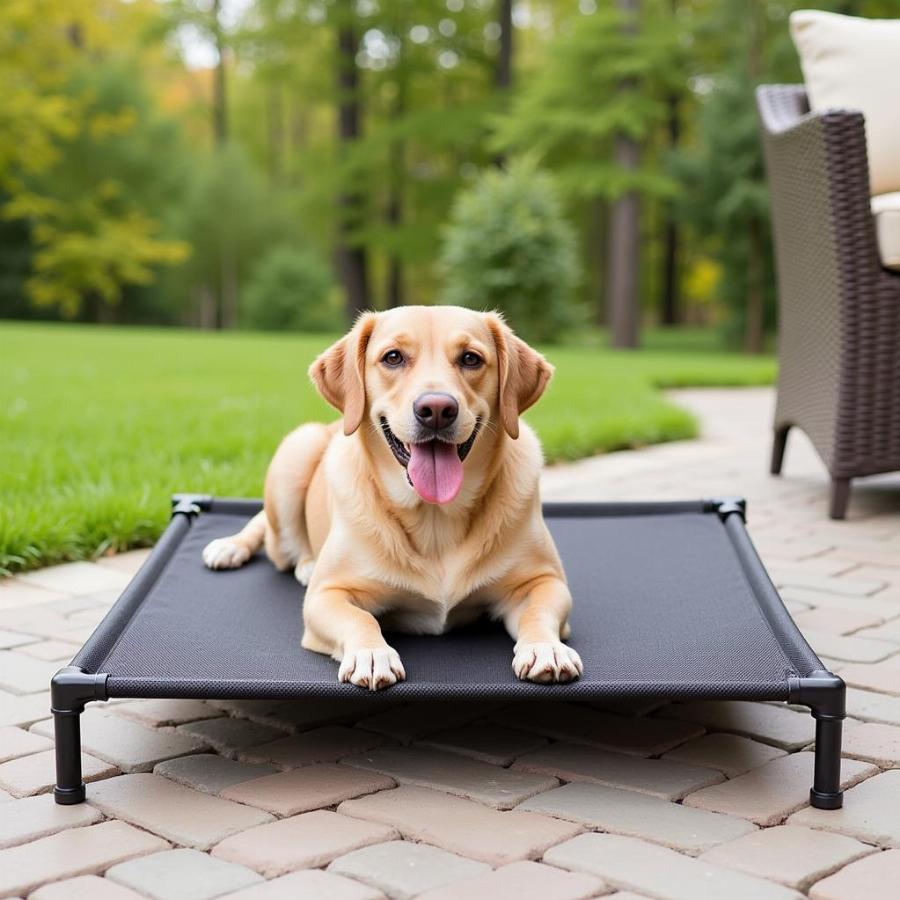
[414,392,458,430]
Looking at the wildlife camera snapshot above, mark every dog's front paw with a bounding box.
[339,647,405,691]
[202,538,250,570]
[513,641,583,684]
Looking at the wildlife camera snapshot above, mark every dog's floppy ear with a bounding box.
[486,313,554,439]
[309,312,377,435]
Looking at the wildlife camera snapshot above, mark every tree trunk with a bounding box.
[220,251,239,330]
[492,0,514,168]
[386,70,406,309]
[660,91,680,325]
[212,0,227,146]
[267,82,283,181]
[607,0,641,349]
[496,0,513,90]
[335,4,370,320]
[590,197,608,326]
[607,136,641,348]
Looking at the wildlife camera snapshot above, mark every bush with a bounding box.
[240,245,340,332]
[439,160,581,342]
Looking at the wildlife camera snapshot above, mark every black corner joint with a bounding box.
[51,666,109,805]
[51,665,109,710]
[171,493,212,518]
[707,497,747,522]
[789,669,846,810]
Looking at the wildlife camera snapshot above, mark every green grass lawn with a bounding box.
[0,321,775,574]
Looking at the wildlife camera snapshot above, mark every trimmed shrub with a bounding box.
[439,160,581,342]
[240,245,340,332]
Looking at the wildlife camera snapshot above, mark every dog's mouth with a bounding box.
[380,417,481,505]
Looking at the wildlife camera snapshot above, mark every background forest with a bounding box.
[0,0,894,350]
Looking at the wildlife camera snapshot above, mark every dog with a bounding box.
[201,306,582,690]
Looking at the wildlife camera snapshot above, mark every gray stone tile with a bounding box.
[32,709,205,773]
[106,848,263,900]
[544,832,803,900]
[495,702,703,756]
[86,773,273,850]
[154,754,278,795]
[658,700,814,750]
[177,717,287,757]
[417,724,548,766]
[513,742,723,801]
[520,781,757,854]
[0,794,102,849]
[344,745,557,809]
[788,769,900,847]
[328,840,489,900]
[661,732,787,777]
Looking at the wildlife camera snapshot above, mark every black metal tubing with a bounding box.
[57,493,846,812]
[51,666,109,804]
[789,670,847,809]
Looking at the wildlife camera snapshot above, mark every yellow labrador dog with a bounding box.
[202,306,581,690]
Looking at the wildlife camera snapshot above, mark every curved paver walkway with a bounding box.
[1,387,900,899]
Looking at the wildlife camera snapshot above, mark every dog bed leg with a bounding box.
[51,667,109,805]
[790,669,846,810]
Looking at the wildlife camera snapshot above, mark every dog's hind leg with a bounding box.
[202,510,266,570]
[262,422,332,581]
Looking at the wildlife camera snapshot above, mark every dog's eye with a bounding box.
[459,351,483,369]
[382,349,405,368]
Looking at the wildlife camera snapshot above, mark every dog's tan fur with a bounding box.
[202,306,581,690]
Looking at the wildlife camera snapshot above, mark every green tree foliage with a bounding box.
[0,2,189,318]
[166,144,291,329]
[494,3,679,201]
[440,160,581,342]
[240,245,340,332]
[5,0,896,344]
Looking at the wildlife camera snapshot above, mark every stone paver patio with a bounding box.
[2,387,900,899]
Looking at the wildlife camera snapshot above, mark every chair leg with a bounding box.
[829,478,851,520]
[770,426,790,475]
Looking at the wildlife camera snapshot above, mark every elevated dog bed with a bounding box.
[52,495,846,810]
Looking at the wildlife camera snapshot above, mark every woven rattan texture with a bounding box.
[758,86,900,483]
[84,507,821,701]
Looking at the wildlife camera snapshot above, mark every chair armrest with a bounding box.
[757,85,900,476]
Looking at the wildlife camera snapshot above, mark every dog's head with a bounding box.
[310,306,553,505]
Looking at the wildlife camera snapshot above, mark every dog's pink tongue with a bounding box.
[408,440,463,504]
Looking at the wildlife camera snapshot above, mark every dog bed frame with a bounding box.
[52,494,846,810]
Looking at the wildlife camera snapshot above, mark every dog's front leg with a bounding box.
[301,587,405,691]
[503,576,583,683]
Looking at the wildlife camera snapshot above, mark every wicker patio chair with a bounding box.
[757,84,900,519]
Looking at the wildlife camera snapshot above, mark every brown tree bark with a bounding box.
[267,82,283,181]
[607,0,641,349]
[743,0,764,353]
[660,92,680,326]
[212,0,228,146]
[496,0,513,90]
[335,4,370,320]
[492,0,514,169]
[607,137,641,348]
[386,72,406,309]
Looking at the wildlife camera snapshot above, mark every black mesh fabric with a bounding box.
[79,504,823,701]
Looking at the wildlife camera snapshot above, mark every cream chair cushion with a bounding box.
[872,193,900,272]
[790,10,900,196]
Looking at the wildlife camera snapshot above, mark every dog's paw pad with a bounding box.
[513,641,583,684]
[202,538,250,570]
[295,559,316,586]
[339,647,405,691]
